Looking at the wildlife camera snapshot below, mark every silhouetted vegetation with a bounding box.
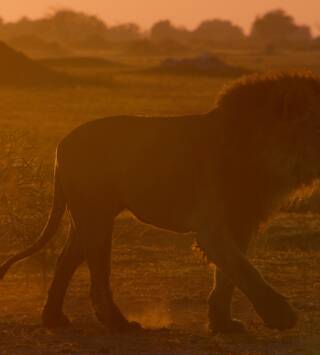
[150,20,190,43]
[0,8,317,57]
[0,10,108,44]
[105,23,141,42]
[250,9,312,48]
[148,53,251,77]
[193,19,245,46]
[0,6,320,355]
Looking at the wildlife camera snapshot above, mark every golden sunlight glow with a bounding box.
[1,0,319,34]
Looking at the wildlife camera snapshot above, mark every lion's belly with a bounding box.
[122,179,199,233]
[118,155,214,233]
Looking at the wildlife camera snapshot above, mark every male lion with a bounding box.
[1,72,319,334]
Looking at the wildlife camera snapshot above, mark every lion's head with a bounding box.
[213,71,320,225]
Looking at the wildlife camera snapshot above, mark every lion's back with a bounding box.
[56,115,212,198]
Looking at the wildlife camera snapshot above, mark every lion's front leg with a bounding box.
[208,227,252,334]
[197,226,297,331]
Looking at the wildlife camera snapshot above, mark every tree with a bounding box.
[0,10,109,44]
[251,9,311,45]
[46,10,108,43]
[193,19,245,44]
[106,23,141,42]
[150,20,189,42]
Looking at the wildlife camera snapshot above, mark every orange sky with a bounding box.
[1,0,319,34]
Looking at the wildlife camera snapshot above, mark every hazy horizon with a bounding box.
[1,0,319,35]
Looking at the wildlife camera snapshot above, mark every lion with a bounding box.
[1,71,319,334]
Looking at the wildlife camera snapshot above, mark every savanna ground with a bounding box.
[0,48,320,354]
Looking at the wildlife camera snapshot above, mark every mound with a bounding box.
[39,56,122,69]
[8,35,68,57]
[0,41,76,86]
[150,53,251,77]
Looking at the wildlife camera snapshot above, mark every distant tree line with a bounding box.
[251,10,312,47]
[0,9,318,50]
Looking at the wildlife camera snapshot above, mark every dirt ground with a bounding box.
[0,214,319,355]
[1,41,320,354]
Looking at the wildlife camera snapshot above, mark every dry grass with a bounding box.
[0,48,320,354]
[0,215,319,354]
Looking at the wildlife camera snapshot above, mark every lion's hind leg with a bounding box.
[71,202,141,332]
[42,225,84,327]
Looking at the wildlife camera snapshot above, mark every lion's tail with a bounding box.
[0,161,66,280]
